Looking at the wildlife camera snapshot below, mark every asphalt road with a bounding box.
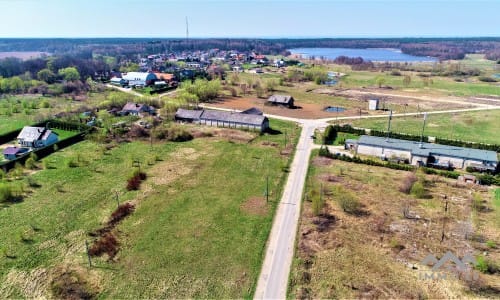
[254,121,316,300]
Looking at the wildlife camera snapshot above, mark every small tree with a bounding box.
[25,157,36,170]
[403,75,411,87]
[338,192,361,214]
[322,125,338,145]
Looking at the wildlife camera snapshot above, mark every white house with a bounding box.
[121,72,157,87]
[17,126,59,148]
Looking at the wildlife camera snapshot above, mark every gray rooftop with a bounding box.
[175,108,267,126]
[357,135,498,162]
[200,110,267,126]
[268,95,293,104]
[17,127,52,142]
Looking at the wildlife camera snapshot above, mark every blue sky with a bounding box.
[0,0,498,38]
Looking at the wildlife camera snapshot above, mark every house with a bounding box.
[3,147,30,160]
[17,126,59,148]
[110,77,127,87]
[121,102,156,116]
[121,72,157,87]
[175,108,269,132]
[153,72,176,86]
[345,135,498,171]
[267,95,294,108]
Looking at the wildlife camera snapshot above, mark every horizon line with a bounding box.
[0,35,499,39]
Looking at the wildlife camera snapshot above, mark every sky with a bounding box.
[0,0,498,38]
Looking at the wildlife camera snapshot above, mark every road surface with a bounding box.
[254,121,316,300]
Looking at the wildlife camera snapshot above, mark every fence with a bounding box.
[0,120,90,173]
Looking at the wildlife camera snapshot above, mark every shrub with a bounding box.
[0,183,13,202]
[486,240,496,248]
[166,125,193,142]
[478,76,497,83]
[40,100,50,108]
[109,203,135,226]
[322,125,337,145]
[410,181,426,198]
[399,173,418,194]
[25,157,36,170]
[311,192,324,216]
[126,175,141,191]
[337,192,361,214]
[65,158,78,168]
[88,233,119,259]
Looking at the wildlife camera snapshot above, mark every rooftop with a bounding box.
[357,135,498,162]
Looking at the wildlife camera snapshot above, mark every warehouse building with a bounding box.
[345,135,498,172]
[175,108,269,132]
[121,72,157,87]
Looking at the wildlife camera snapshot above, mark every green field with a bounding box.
[0,119,299,298]
[350,109,500,144]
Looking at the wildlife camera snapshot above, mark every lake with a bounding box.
[289,48,437,62]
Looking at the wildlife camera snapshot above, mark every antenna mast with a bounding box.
[185,16,189,42]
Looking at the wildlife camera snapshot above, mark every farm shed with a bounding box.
[267,95,294,108]
[175,109,269,132]
[347,135,498,171]
[17,126,58,148]
[121,72,157,87]
[3,147,30,160]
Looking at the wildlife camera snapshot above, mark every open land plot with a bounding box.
[289,152,500,299]
[349,109,500,145]
[0,92,111,135]
[0,118,300,298]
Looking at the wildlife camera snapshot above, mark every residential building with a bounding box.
[121,72,157,87]
[121,102,156,116]
[17,126,59,148]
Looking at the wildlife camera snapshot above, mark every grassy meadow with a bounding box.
[0,118,300,298]
[289,151,499,299]
[349,109,500,144]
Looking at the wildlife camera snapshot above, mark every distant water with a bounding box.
[289,48,437,62]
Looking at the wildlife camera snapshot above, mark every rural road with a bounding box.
[109,85,500,299]
[254,121,316,300]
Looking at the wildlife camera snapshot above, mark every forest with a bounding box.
[1,37,499,60]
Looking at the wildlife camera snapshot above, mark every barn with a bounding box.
[175,108,269,132]
[346,135,498,172]
[267,95,294,108]
[121,72,157,87]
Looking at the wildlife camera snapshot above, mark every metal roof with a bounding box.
[121,72,156,81]
[175,108,203,120]
[268,95,293,104]
[17,127,52,142]
[175,108,267,126]
[357,135,498,162]
[241,107,263,115]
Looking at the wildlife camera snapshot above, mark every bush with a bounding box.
[109,203,135,226]
[88,233,119,259]
[65,158,78,168]
[25,157,36,170]
[322,125,337,145]
[126,175,141,191]
[337,192,361,214]
[399,173,418,194]
[166,125,193,142]
[478,76,497,83]
[0,183,13,202]
[40,100,50,108]
[410,181,426,198]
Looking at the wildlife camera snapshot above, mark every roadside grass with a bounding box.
[289,152,499,299]
[0,118,299,299]
[349,109,500,144]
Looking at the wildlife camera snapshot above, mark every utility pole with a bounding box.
[266,176,269,203]
[385,110,393,141]
[85,240,92,267]
[419,112,427,148]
